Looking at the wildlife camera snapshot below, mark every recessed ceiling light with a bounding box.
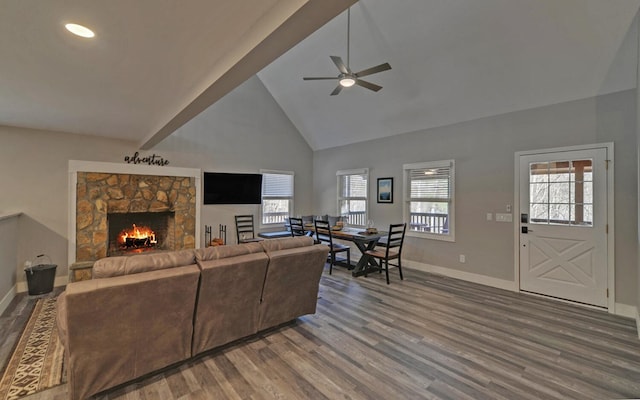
[65,23,95,38]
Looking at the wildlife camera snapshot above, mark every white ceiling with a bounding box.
[0,0,354,148]
[259,0,640,150]
[0,0,638,151]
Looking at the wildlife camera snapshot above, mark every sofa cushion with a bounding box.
[92,249,196,278]
[260,236,314,252]
[257,244,329,330]
[192,252,269,354]
[301,215,314,225]
[92,256,127,278]
[195,242,263,262]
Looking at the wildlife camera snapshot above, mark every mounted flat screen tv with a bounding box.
[203,172,262,204]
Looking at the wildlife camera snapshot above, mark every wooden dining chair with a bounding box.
[289,217,307,237]
[365,223,406,284]
[314,219,350,274]
[235,215,263,244]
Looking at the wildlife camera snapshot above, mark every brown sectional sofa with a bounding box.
[56,237,329,400]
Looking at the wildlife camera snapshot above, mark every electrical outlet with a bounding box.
[486,213,493,221]
[506,204,512,212]
[459,254,466,263]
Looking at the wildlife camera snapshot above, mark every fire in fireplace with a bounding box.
[107,211,175,256]
[119,224,157,250]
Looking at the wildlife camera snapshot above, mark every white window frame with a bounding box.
[260,169,294,227]
[403,160,455,242]
[336,168,369,227]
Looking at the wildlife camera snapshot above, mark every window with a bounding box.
[261,170,294,225]
[529,160,593,226]
[337,168,368,227]
[403,160,455,241]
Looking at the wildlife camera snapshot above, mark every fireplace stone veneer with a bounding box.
[76,172,196,261]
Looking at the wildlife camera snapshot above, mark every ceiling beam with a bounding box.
[140,0,357,150]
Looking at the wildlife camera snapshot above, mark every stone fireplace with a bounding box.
[70,162,201,264]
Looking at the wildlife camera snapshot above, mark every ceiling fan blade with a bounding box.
[355,63,391,78]
[355,79,382,92]
[330,56,350,74]
[330,85,343,96]
[303,77,338,80]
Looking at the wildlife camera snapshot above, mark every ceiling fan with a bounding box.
[303,7,391,96]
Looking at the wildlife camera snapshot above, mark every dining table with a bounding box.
[317,226,387,277]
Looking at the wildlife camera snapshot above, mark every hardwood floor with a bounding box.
[3,266,640,400]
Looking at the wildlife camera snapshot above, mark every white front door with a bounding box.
[519,147,608,307]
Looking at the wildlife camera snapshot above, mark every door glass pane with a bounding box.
[529,183,548,204]
[529,159,593,226]
[549,161,570,182]
[530,203,548,223]
[583,205,593,224]
[549,204,570,223]
[530,163,548,182]
[583,183,593,204]
[549,182,569,203]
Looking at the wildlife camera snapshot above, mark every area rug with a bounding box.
[0,297,65,400]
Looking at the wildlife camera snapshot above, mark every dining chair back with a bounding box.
[289,217,307,237]
[365,223,406,284]
[314,219,350,274]
[235,215,263,244]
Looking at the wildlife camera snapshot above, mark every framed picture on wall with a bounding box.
[377,177,393,203]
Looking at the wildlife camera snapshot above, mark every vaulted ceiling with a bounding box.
[1,0,639,151]
[258,0,640,150]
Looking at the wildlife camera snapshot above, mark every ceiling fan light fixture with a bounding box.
[302,7,390,95]
[65,23,95,38]
[339,75,356,87]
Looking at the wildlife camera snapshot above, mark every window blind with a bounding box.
[409,167,451,200]
[339,174,367,198]
[262,173,293,198]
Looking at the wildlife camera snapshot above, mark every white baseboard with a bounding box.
[16,276,68,293]
[614,303,638,319]
[404,260,518,292]
[0,285,17,316]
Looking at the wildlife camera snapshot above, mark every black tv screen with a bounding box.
[203,172,262,204]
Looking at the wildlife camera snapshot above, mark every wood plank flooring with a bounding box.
[2,266,639,399]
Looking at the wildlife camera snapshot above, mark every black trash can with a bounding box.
[25,254,57,295]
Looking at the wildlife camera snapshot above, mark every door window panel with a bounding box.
[529,159,593,226]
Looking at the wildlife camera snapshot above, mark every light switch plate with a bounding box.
[496,213,513,222]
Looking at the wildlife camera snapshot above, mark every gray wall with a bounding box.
[0,126,135,288]
[0,215,19,309]
[637,14,640,324]
[155,76,315,236]
[313,89,638,306]
[0,76,313,294]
